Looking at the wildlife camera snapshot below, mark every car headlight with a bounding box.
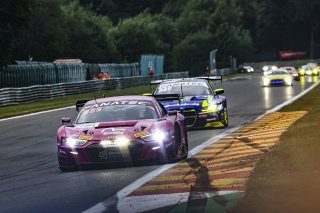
[66,138,87,148]
[285,77,292,85]
[141,130,167,143]
[300,69,305,74]
[263,78,270,85]
[208,103,218,111]
[272,66,277,70]
[263,66,268,72]
[115,137,130,146]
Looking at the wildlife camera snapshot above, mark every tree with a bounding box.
[172,0,253,71]
[61,1,117,63]
[14,0,69,62]
[0,0,33,65]
[110,12,171,62]
[288,0,320,58]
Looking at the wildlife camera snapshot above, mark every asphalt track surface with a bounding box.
[0,75,318,213]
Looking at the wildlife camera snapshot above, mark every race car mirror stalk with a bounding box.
[167,110,178,121]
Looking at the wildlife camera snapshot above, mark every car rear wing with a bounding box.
[150,80,166,85]
[76,100,89,111]
[153,94,181,104]
[197,76,223,84]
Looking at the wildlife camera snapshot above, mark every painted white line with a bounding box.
[83,80,320,213]
[0,106,74,122]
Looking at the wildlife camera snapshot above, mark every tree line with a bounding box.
[1,0,320,75]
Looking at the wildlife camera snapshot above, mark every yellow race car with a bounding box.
[262,70,293,86]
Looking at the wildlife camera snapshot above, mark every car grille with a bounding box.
[271,80,284,84]
[85,142,144,162]
[182,109,197,127]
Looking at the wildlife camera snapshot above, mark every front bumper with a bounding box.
[181,110,225,128]
[58,140,172,168]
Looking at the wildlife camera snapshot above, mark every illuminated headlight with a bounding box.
[263,78,270,85]
[208,103,218,111]
[285,77,292,85]
[115,137,130,146]
[263,66,268,72]
[300,69,305,74]
[272,66,277,70]
[306,70,312,75]
[141,131,167,143]
[66,138,87,148]
[313,69,318,74]
[293,73,298,76]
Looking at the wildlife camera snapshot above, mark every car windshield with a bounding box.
[266,70,288,75]
[77,101,158,123]
[155,81,211,96]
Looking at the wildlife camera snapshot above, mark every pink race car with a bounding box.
[57,95,188,171]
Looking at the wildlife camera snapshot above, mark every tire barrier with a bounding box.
[0,72,189,107]
[0,63,86,88]
[0,62,141,89]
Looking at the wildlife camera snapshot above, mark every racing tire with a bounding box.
[222,108,228,127]
[59,166,77,172]
[159,124,185,163]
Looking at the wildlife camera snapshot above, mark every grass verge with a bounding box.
[232,83,320,212]
[0,85,151,119]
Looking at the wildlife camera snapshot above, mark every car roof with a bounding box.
[85,95,155,105]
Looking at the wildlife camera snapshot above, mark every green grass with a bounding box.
[232,83,320,212]
[0,85,151,119]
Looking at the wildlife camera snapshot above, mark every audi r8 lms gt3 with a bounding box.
[152,77,228,129]
[262,70,293,86]
[57,96,188,171]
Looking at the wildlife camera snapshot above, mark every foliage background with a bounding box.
[1,0,320,75]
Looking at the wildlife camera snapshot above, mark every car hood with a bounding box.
[161,95,208,113]
[62,120,165,141]
[263,75,291,80]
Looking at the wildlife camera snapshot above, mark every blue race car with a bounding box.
[152,77,228,128]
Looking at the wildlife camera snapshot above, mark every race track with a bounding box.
[0,75,317,213]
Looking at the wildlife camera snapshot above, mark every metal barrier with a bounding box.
[0,63,86,88]
[0,62,141,89]
[98,63,140,78]
[0,72,189,107]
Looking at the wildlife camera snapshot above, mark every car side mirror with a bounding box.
[167,110,178,116]
[214,88,224,95]
[62,117,71,125]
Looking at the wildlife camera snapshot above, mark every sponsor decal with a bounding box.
[134,131,150,138]
[79,135,93,140]
[85,101,152,109]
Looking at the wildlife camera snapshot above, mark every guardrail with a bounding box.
[0,62,141,89]
[0,72,189,107]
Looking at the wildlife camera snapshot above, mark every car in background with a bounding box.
[152,77,228,128]
[57,96,188,171]
[262,70,293,86]
[280,66,300,81]
[299,63,319,76]
[237,66,254,73]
